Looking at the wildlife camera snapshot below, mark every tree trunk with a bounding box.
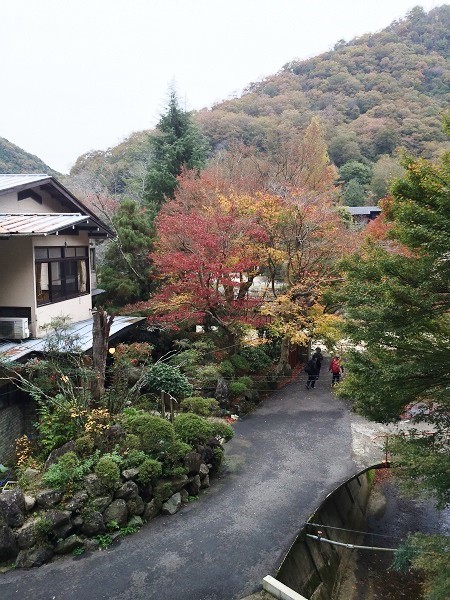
[276,335,292,377]
[91,308,114,406]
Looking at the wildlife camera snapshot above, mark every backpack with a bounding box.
[330,359,340,374]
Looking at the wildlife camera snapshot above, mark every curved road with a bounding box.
[0,374,356,600]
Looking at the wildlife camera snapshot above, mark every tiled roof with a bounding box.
[0,174,50,192]
[0,213,88,235]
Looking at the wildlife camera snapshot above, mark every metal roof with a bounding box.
[0,174,50,193]
[0,213,89,235]
[346,206,381,215]
[0,315,145,362]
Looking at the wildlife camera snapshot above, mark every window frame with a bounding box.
[35,246,90,307]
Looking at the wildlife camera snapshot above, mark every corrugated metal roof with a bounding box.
[346,206,381,215]
[0,174,50,192]
[0,213,88,235]
[0,316,145,362]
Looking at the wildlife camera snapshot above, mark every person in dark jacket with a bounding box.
[311,347,324,378]
[304,357,319,389]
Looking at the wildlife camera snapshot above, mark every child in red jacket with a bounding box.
[329,356,344,386]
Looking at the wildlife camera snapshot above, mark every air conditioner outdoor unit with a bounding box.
[0,317,30,340]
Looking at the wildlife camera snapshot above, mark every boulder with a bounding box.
[65,491,88,512]
[103,500,128,527]
[127,516,143,529]
[83,473,102,497]
[200,474,210,489]
[44,441,75,470]
[122,468,139,481]
[215,375,229,406]
[71,515,83,529]
[35,490,62,509]
[15,545,53,568]
[199,464,209,480]
[55,534,83,555]
[83,538,100,553]
[183,452,203,475]
[91,495,112,513]
[154,481,173,502]
[81,511,105,536]
[180,489,189,503]
[24,495,36,512]
[169,475,189,493]
[143,499,161,522]
[22,468,40,484]
[185,475,201,496]
[16,518,38,550]
[161,493,182,516]
[114,481,138,500]
[201,445,214,465]
[126,495,145,517]
[0,525,18,561]
[0,489,25,528]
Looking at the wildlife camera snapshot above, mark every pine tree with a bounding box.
[144,90,209,205]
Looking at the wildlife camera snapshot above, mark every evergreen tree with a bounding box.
[99,199,157,305]
[335,141,450,505]
[144,90,209,205]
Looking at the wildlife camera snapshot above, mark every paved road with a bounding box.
[0,373,356,600]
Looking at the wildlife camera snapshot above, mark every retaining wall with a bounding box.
[276,467,377,600]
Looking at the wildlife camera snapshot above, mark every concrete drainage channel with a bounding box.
[243,465,383,600]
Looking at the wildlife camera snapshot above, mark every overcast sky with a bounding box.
[0,0,442,173]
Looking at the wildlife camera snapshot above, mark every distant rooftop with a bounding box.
[346,206,381,215]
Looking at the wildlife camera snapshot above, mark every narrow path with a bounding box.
[0,373,356,600]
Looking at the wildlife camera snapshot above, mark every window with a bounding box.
[35,246,89,306]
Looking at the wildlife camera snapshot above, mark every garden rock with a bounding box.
[36,489,62,509]
[122,468,139,481]
[0,525,18,561]
[215,376,229,406]
[91,495,112,513]
[16,518,38,550]
[46,510,72,539]
[15,545,53,568]
[65,491,88,512]
[180,489,189,503]
[162,493,182,516]
[44,441,75,470]
[106,424,125,445]
[71,515,83,529]
[184,451,203,475]
[169,475,188,493]
[24,495,36,512]
[186,475,201,496]
[103,499,128,527]
[154,481,173,502]
[55,534,83,555]
[140,482,153,501]
[127,515,143,529]
[0,489,25,528]
[199,464,209,480]
[83,538,100,553]
[201,445,214,464]
[143,499,161,522]
[201,474,210,489]
[81,511,105,536]
[115,481,138,500]
[126,495,144,517]
[83,473,102,497]
[22,468,40,483]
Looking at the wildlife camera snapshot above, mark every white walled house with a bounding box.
[0,174,113,338]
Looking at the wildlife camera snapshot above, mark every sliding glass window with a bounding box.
[35,247,89,306]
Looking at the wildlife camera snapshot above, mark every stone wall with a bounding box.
[276,467,378,600]
[0,383,37,466]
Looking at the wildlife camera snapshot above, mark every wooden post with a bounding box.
[160,390,166,419]
[91,308,114,406]
[169,394,174,423]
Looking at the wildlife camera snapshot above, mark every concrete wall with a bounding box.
[276,469,374,600]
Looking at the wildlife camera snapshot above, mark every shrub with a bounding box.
[124,449,148,468]
[74,435,95,457]
[145,363,193,398]
[211,447,224,474]
[124,412,176,457]
[94,456,121,489]
[230,354,250,373]
[209,421,234,442]
[228,378,252,399]
[239,346,272,372]
[165,439,192,464]
[218,360,235,378]
[173,413,213,447]
[179,397,219,416]
[137,458,163,485]
[42,451,84,490]
[124,434,141,450]
[37,398,86,453]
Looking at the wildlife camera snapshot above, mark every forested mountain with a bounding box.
[0,136,57,175]
[67,5,449,202]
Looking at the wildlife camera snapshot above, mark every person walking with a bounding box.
[304,356,319,389]
[311,347,324,378]
[329,356,344,386]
